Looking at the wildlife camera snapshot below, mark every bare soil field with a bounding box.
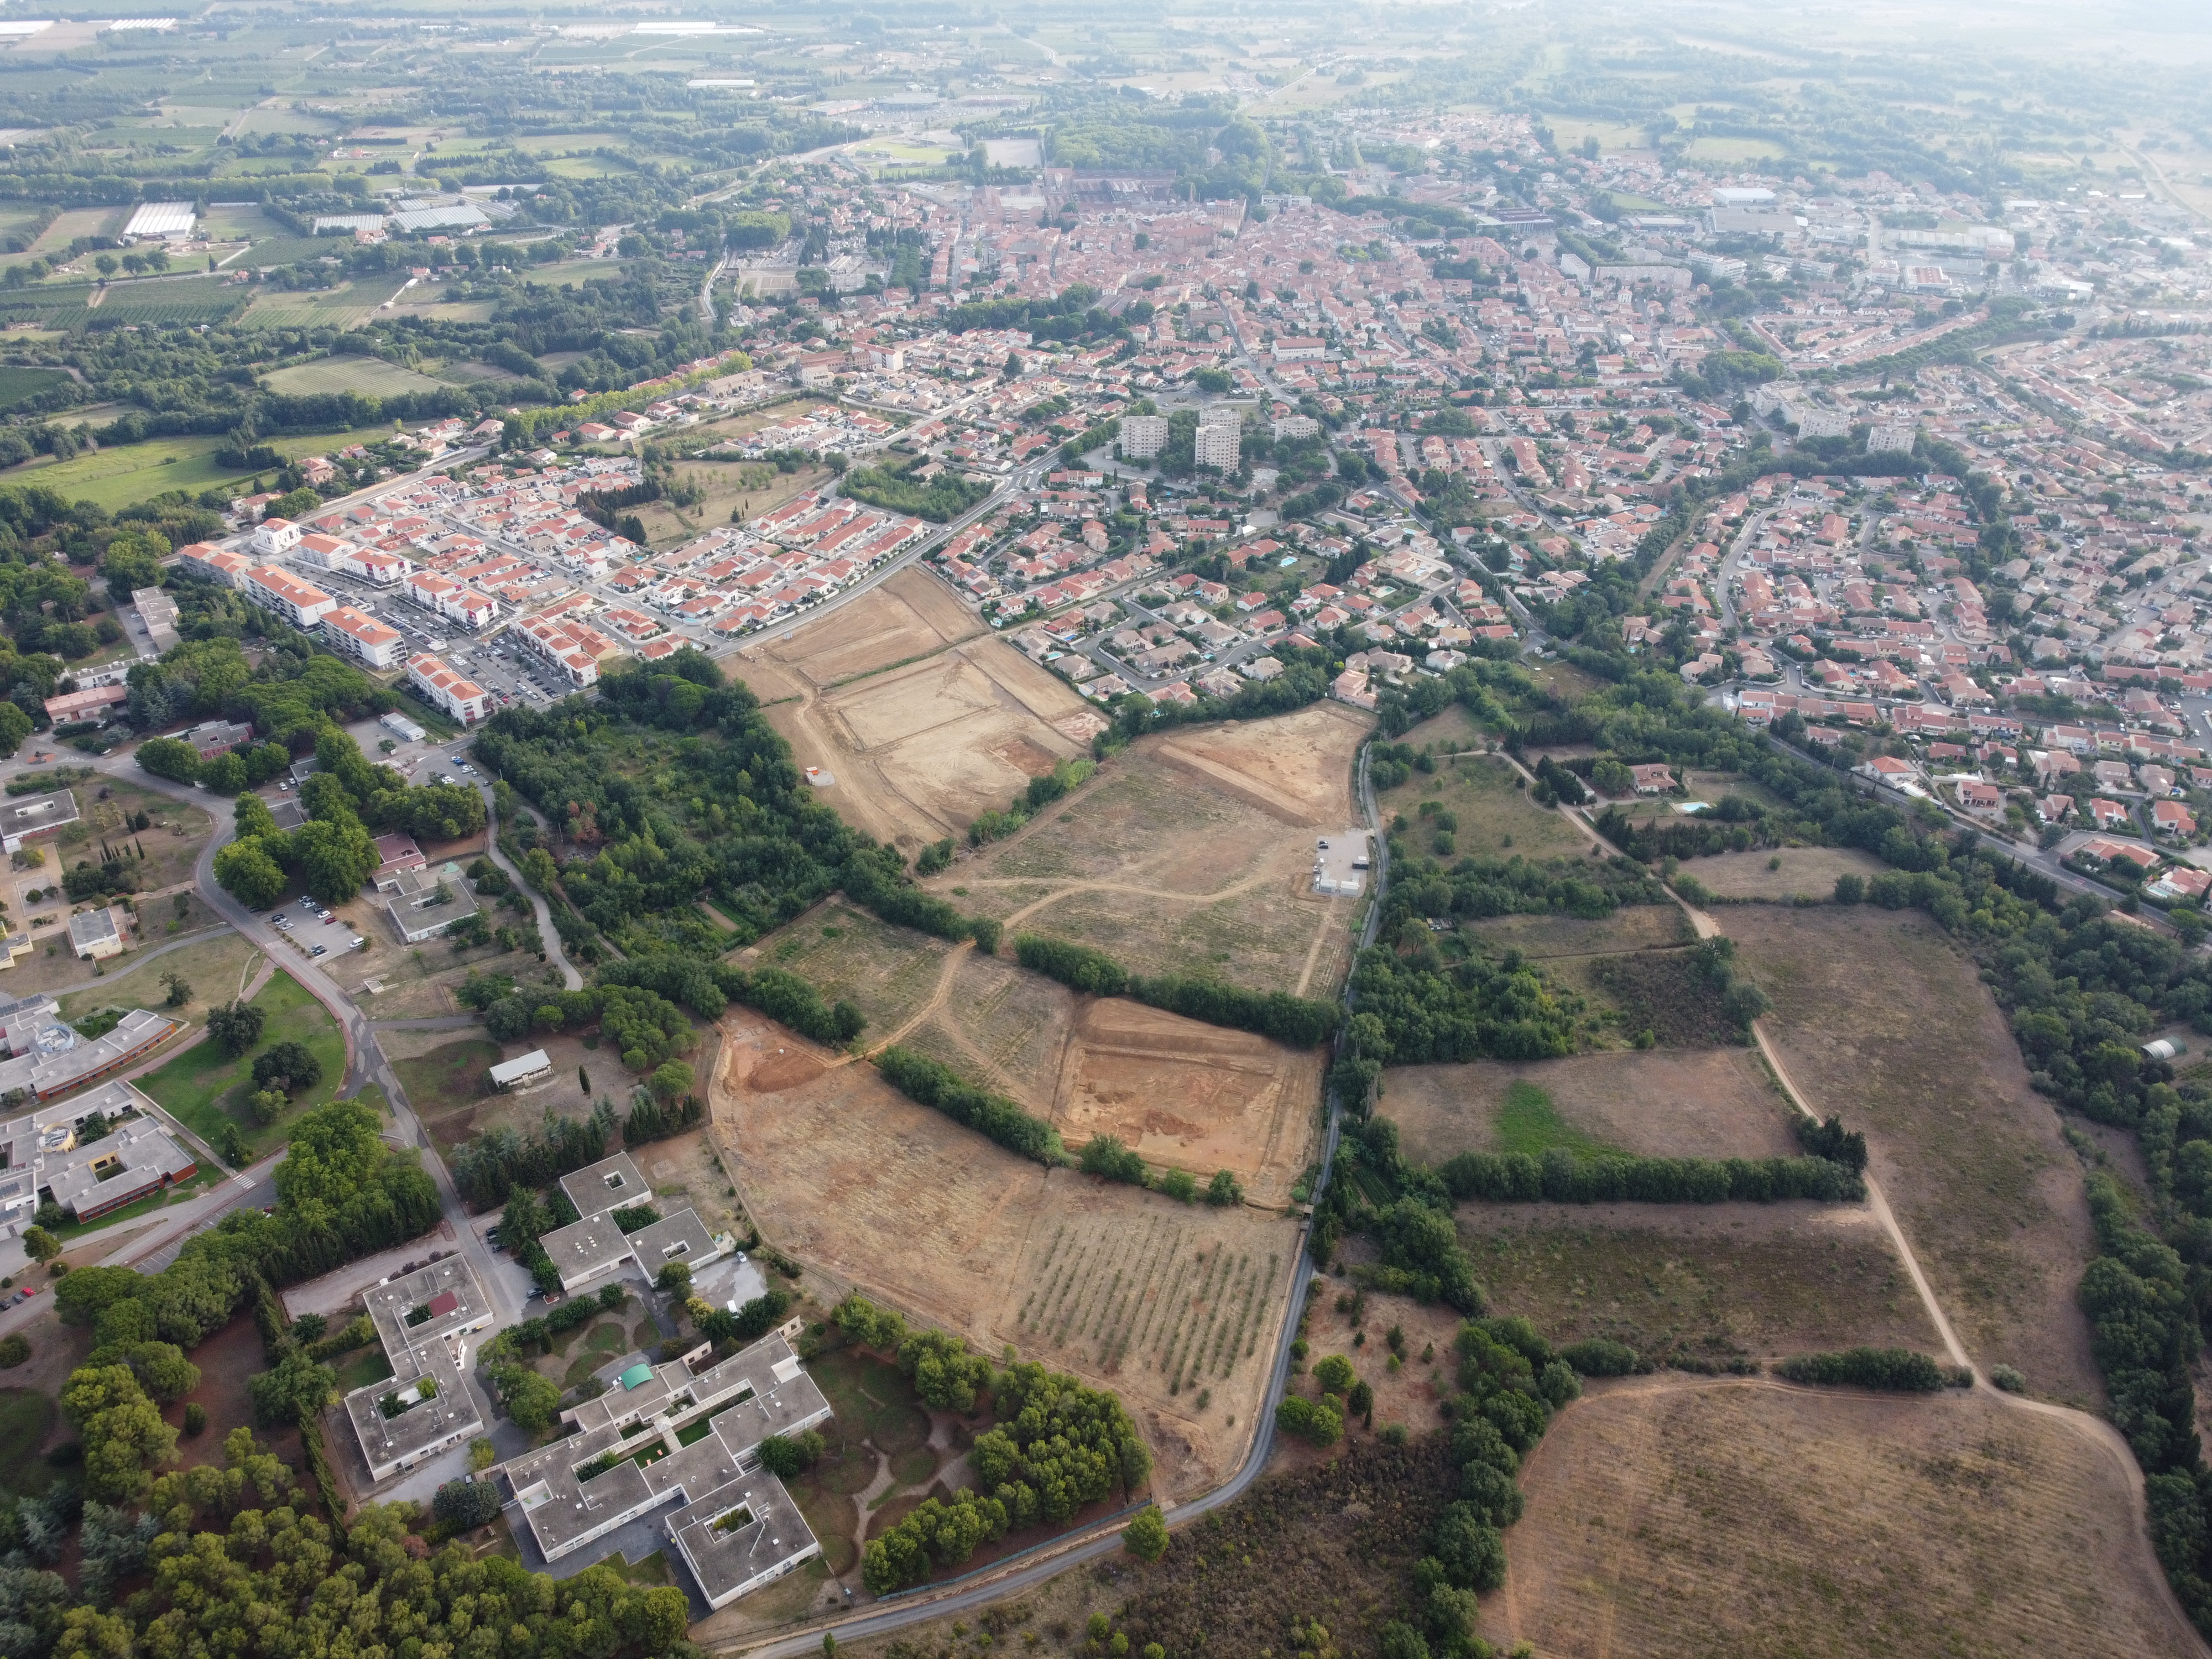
[1723,906,2101,1404]
[1465,904,1689,959]
[1377,752,1589,862]
[1686,844,1890,900]
[711,1007,1300,1500]
[1305,1276,1466,1437]
[1384,1047,1798,1166]
[734,574,1101,851]
[1506,1377,2198,1658]
[1048,997,1319,1207]
[932,705,1370,998]
[1458,1203,1938,1364]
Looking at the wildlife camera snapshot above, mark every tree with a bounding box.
[63,1364,179,1500]
[246,1350,336,1427]
[649,1061,693,1101]
[295,817,379,904]
[432,1478,502,1529]
[22,1226,60,1265]
[1122,1505,1169,1562]
[117,1340,199,1404]
[758,1430,825,1478]
[656,1260,692,1295]
[1205,1169,1243,1206]
[248,1089,286,1126]
[252,1041,322,1095]
[135,738,200,784]
[495,1363,560,1433]
[0,701,30,759]
[213,839,285,908]
[205,999,266,1056]
[160,970,191,1008]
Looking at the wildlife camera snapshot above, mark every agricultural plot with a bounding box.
[1383,1046,1799,1166]
[1679,846,1889,901]
[239,273,410,330]
[1377,752,1589,862]
[262,354,450,398]
[712,1006,1299,1499]
[738,573,1100,850]
[1723,905,2100,1403]
[932,703,1370,998]
[1508,1379,2195,1658]
[1459,1204,1938,1364]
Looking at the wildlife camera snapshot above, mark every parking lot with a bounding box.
[297,562,580,712]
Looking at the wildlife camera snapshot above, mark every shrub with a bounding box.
[1774,1347,1945,1391]
[182,1401,206,1436]
[1990,1364,2026,1394]
[1080,1135,1149,1187]
[1275,1395,1342,1446]
[0,1333,28,1368]
[874,1046,1065,1165]
[1559,1338,1639,1376]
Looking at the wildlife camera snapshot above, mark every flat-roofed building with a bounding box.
[343,1258,494,1483]
[133,586,180,653]
[244,564,338,629]
[1120,414,1170,460]
[321,605,405,669]
[67,907,123,961]
[44,1107,198,1222]
[0,1007,182,1103]
[561,1151,648,1219]
[406,654,491,724]
[380,712,426,743]
[371,833,425,890]
[0,1081,195,1234]
[0,790,77,855]
[539,1212,632,1292]
[495,1330,830,1606]
[627,1208,724,1279]
[382,860,480,943]
[184,719,253,760]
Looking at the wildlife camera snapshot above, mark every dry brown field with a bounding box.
[1458,1203,1939,1364]
[933,703,1370,998]
[1723,906,2100,1404]
[711,1006,1300,1500]
[729,568,1103,850]
[1465,904,1689,959]
[739,900,959,1040]
[1384,1047,1799,1166]
[1376,751,1590,862]
[1686,844,1890,900]
[1505,1377,2197,1658]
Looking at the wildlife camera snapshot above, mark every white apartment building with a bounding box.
[320,606,406,670]
[251,517,303,556]
[174,542,251,588]
[243,565,338,629]
[1194,421,1241,471]
[406,653,491,724]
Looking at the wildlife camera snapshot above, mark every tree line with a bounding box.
[1013,935,1342,1047]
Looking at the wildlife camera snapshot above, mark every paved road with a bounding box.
[719,737,1390,1657]
[471,775,583,990]
[9,751,532,1327]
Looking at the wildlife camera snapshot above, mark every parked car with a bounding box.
[309,944,327,958]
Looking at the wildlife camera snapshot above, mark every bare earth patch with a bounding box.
[711,1008,1298,1500]
[1506,1377,2197,1659]
[1384,1047,1800,1165]
[1722,906,2101,1404]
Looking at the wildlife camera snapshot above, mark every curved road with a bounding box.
[718,741,1390,1658]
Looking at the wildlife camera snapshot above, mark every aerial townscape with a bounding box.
[7,2,2212,1658]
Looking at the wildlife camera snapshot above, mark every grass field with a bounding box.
[747,901,957,1037]
[137,969,348,1160]
[262,354,451,397]
[0,366,71,410]
[1681,845,1890,901]
[392,1037,504,1128]
[1378,752,1588,862]
[56,927,259,1030]
[1509,1378,2197,1656]
[0,421,399,512]
[239,273,410,330]
[1465,904,1690,963]
[1460,1204,1936,1364]
[1385,1046,1798,1165]
[1723,905,2100,1403]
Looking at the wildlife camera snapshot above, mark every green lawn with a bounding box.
[0,1390,57,1499]
[0,422,404,513]
[135,969,348,1161]
[1493,1080,1612,1158]
[336,1346,396,1391]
